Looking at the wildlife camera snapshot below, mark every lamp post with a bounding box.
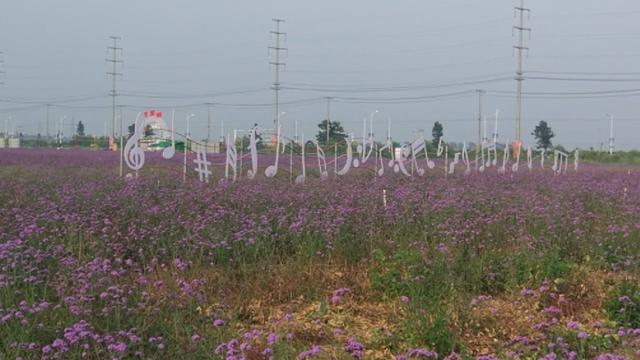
[183,113,195,182]
[369,110,379,139]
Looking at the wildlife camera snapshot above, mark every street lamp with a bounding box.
[369,110,379,139]
[183,113,195,182]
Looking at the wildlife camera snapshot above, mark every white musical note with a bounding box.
[246,126,259,179]
[315,141,329,180]
[436,137,445,157]
[448,152,461,175]
[498,142,510,174]
[295,135,307,184]
[461,142,471,176]
[162,109,176,160]
[225,134,237,181]
[377,122,396,176]
[409,136,429,176]
[574,150,579,172]
[511,143,521,173]
[551,150,569,175]
[356,118,375,166]
[540,149,546,168]
[336,138,353,176]
[478,143,486,173]
[123,112,145,171]
[526,146,533,171]
[397,143,412,176]
[377,140,393,177]
[265,125,281,178]
[193,150,212,183]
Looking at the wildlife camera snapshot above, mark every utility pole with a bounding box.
[513,0,531,145]
[45,104,51,142]
[476,89,484,149]
[607,113,614,155]
[119,105,125,177]
[0,51,5,86]
[325,97,331,143]
[269,18,287,145]
[493,109,501,143]
[206,102,213,150]
[106,36,123,141]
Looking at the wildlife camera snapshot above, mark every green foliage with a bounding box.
[432,121,444,148]
[532,120,555,150]
[316,119,347,145]
[604,281,640,328]
[76,121,85,137]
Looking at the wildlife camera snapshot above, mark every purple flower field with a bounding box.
[1,148,639,359]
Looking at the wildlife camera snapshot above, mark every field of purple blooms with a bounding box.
[1,149,639,359]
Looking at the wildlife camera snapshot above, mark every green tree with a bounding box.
[128,123,135,138]
[316,119,347,145]
[76,121,85,137]
[532,120,555,150]
[432,121,444,148]
[144,124,154,137]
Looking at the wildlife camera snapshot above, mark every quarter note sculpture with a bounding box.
[511,143,521,173]
[295,135,307,184]
[336,138,354,176]
[448,151,461,175]
[162,109,176,160]
[498,142,510,174]
[265,125,281,178]
[461,142,471,176]
[246,126,259,180]
[315,141,329,180]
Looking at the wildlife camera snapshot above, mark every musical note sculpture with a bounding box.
[246,127,259,179]
[123,112,145,171]
[225,135,238,181]
[265,125,281,178]
[315,141,329,180]
[162,110,176,160]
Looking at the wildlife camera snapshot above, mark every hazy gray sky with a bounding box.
[1,0,640,149]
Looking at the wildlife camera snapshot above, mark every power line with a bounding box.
[528,70,640,76]
[106,36,123,139]
[525,76,640,82]
[280,76,512,93]
[118,87,268,99]
[0,94,105,104]
[0,51,5,86]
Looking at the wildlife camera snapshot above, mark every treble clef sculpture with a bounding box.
[123,112,145,171]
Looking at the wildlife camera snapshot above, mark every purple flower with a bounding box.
[520,288,534,297]
[267,333,278,345]
[298,345,322,359]
[107,342,126,353]
[401,296,410,304]
[344,336,365,359]
[567,320,579,330]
